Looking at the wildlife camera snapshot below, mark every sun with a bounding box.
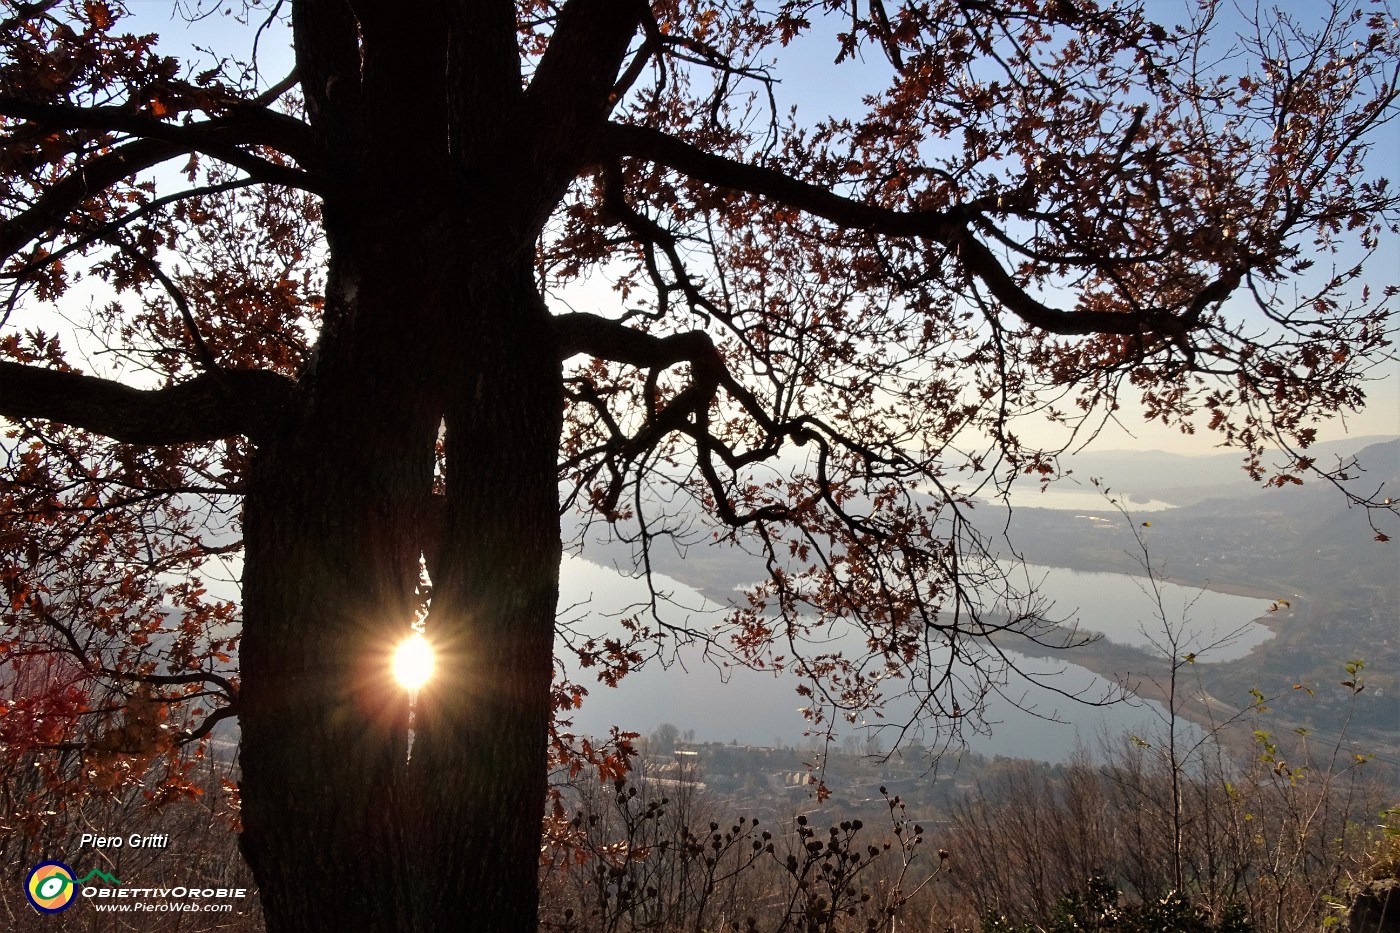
[391,632,435,691]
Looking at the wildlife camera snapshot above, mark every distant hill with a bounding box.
[1061,435,1398,506]
[568,438,1399,594]
[1173,438,1399,585]
[999,439,1398,589]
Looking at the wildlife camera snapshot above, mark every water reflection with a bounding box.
[556,556,1265,762]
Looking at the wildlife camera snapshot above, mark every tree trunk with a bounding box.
[411,254,563,927]
[236,230,561,931]
[236,4,570,923]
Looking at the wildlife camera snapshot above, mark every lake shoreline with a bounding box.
[981,563,1292,755]
[562,553,1286,763]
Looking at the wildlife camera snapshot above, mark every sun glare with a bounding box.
[392,632,435,691]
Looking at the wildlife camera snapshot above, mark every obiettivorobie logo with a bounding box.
[24,862,122,913]
[24,860,248,915]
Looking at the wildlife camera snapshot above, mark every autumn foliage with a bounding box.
[1,1,1397,930]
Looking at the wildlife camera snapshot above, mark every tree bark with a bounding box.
[235,234,441,929]
[232,4,615,928]
[411,253,564,929]
[234,173,561,930]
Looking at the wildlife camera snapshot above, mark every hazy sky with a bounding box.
[753,2,1400,454]
[29,1,1400,456]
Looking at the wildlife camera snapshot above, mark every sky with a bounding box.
[20,0,1400,456]
[13,0,1392,764]
[750,1,1400,454]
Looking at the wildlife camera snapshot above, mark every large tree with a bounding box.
[1,0,1395,930]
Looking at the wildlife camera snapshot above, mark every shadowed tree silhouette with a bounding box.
[1,1,1396,930]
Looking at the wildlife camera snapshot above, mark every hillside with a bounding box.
[569,439,1400,765]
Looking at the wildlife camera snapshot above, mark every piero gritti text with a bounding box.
[80,833,170,849]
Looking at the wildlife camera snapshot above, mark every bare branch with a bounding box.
[0,363,293,444]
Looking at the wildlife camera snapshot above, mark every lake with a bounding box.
[557,554,1273,762]
[978,488,1178,512]
[997,564,1275,660]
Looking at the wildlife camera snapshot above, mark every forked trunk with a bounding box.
[409,256,564,926]
[237,247,561,932]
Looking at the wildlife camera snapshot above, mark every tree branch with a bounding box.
[0,363,293,444]
[603,123,1236,339]
[554,310,794,458]
[102,667,238,702]
[0,135,319,265]
[2,138,175,263]
[0,178,259,281]
[603,122,966,236]
[292,0,362,156]
[554,310,717,369]
[522,0,646,190]
[526,0,645,132]
[176,703,239,745]
[0,96,323,177]
[104,235,220,372]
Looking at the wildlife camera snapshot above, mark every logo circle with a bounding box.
[25,862,77,913]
